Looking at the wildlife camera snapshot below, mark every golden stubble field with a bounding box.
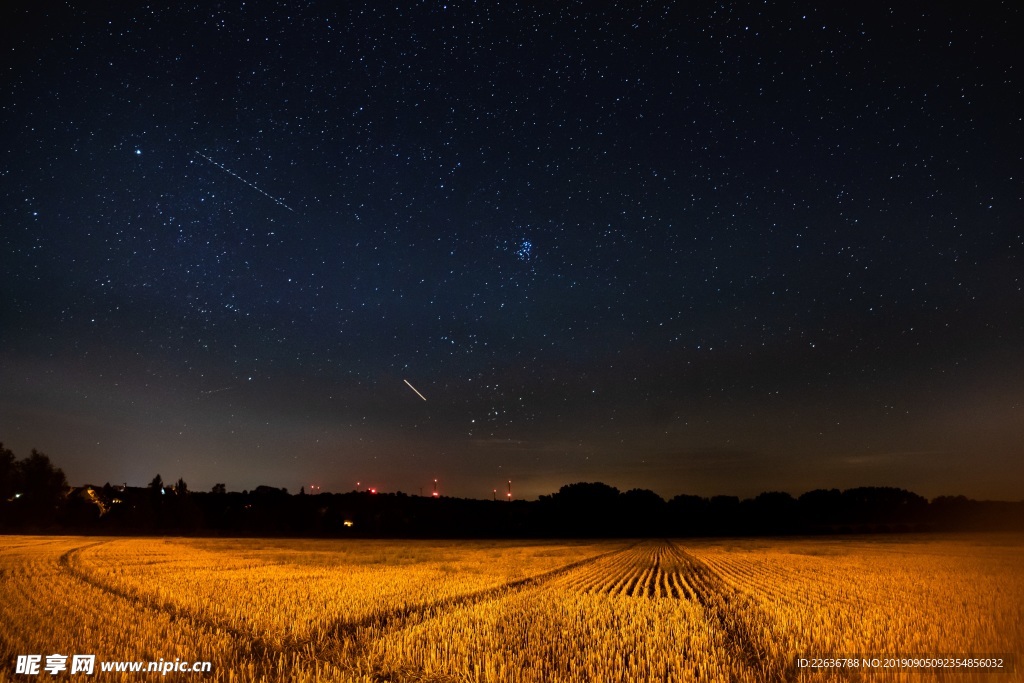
[1,535,1021,682]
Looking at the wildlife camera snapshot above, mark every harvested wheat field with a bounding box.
[1,535,1021,682]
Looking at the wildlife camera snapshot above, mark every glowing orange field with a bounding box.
[1,535,1021,682]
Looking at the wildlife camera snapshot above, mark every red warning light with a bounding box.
[369,488,377,494]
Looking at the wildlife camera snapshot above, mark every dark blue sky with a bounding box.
[2,1,1021,500]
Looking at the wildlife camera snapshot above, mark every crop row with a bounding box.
[554,541,700,600]
[688,538,1024,682]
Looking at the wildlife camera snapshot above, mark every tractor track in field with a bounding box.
[58,541,285,663]
[325,541,639,656]
[668,541,846,683]
[58,538,641,681]
[322,541,641,683]
[668,542,779,680]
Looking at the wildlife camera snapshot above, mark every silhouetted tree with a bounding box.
[551,482,620,505]
[708,495,740,534]
[170,478,203,530]
[748,491,798,533]
[798,488,844,530]
[0,443,15,503]
[253,485,288,496]
[842,487,927,528]
[544,482,621,536]
[620,488,667,535]
[926,495,1023,531]
[9,449,68,528]
[145,473,167,529]
[0,443,18,528]
[668,494,709,535]
[211,483,226,495]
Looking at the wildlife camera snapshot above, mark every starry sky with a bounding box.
[2,1,1022,501]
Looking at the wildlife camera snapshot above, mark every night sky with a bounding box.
[2,2,1021,501]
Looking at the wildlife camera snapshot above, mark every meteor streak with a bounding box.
[193,151,296,212]
[403,379,427,401]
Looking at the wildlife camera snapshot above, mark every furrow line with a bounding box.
[58,542,286,663]
[668,541,795,682]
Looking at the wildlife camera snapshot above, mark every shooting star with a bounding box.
[193,151,296,212]
[404,379,427,401]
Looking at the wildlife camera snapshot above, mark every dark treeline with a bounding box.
[2,444,1023,537]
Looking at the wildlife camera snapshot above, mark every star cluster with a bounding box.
[1,2,1021,499]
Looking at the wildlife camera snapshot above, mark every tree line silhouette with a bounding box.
[2,444,1022,537]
